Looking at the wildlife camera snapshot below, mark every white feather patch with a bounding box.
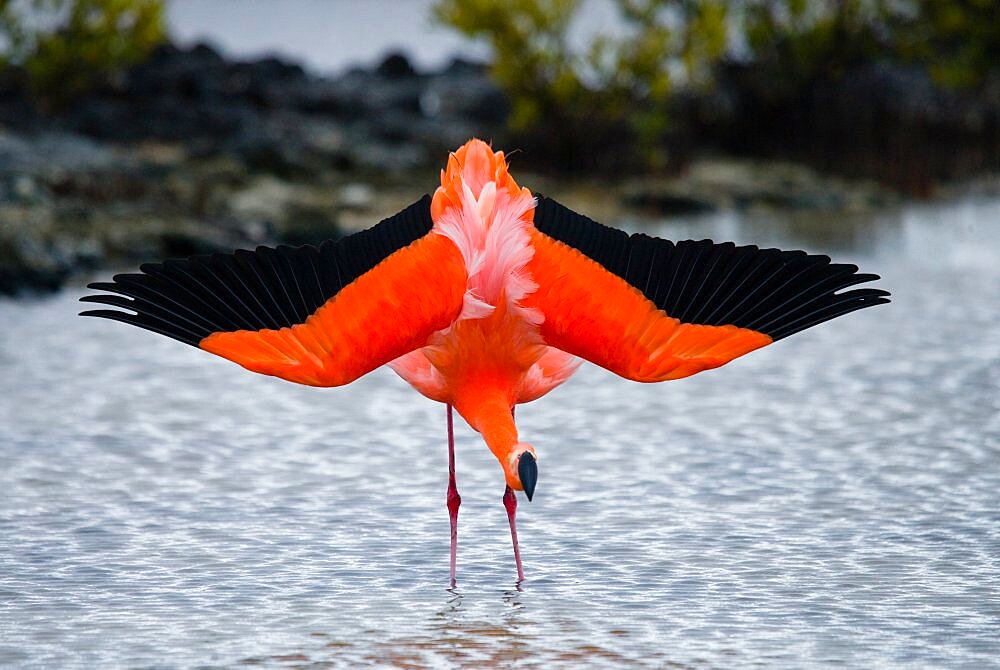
[433,177,541,324]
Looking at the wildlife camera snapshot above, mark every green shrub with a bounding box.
[898,0,1000,89]
[742,0,1000,89]
[742,0,889,84]
[435,0,1000,171]
[0,0,166,107]
[433,0,729,170]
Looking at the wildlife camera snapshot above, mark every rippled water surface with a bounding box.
[2,198,999,668]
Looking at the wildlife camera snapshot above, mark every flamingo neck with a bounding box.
[456,393,533,491]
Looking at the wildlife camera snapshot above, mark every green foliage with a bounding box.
[742,0,889,82]
[435,0,1000,170]
[434,0,580,132]
[898,0,1000,89]
[0,0,166,106]
[742,0,1000,89]
[434,0,730,169]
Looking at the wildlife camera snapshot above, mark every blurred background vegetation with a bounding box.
[1,0,998,293]
[434,0,729,170]
[433,0,1000,177]
[0,0,165,107]
[742,0,1000,89]
[2,0,998,178]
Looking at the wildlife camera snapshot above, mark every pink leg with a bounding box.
[503,485,525,582]
[504,405,525,582]
[446,404,461,586]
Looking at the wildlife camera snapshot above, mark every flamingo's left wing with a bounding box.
[81,196,467,387]
[523,196,889,382]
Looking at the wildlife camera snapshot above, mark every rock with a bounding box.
[376,52,417,79]
[0,67,37,130]
[423,59,507,125]
[123,42,228,101]
[0,174,49,206]
[227,176,298,227]
[0,206,73,295]
[620,158,895,215]
[292,79,349,116]
[223,175,343,244]
[225,114,352,177]
[279,202,342,246]
[0,41,507,182]
[225,55,308,108]
[621,185,716,216]
[4,40,969,297]
[346,137,427,173]
[328,67,425,118]
[0,131,117,177]
[158,229,233,258]
[338,183,374,211]
[684,159,893,211]
[0,236,74,295]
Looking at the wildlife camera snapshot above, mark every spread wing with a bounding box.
[523,196,890,382]
[81,196,467,387]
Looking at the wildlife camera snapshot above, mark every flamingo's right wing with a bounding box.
[524,197,889,382]
[81,196,467,387]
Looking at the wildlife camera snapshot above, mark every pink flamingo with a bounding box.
[82,139,889,583]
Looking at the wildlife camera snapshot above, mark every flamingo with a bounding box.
[81,139,889,584]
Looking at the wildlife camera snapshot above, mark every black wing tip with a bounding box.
[79,301,204,346]
[79,308,117,318]
[79,193,436,345]
[79,294,130,306]
[768,280,891,341]
[533,194,892,339]
[856,287,891,298]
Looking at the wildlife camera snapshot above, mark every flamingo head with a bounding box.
[430,138,527,222]
[506,443,538,501]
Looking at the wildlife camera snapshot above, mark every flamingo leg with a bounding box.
[503,405,525,582]
[503,485,525,582]
[446,404,461,586]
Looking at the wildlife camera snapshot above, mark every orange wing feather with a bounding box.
[523,229,772,382]
[201,232,466,386]
[82,196,469,388]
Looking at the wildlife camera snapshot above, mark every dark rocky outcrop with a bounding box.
[0,45,508,295]
[0,44,506,176]
[0,42,995,295]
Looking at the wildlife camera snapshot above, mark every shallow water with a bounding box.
[1,197,999,668]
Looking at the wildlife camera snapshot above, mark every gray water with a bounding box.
[1,197,999,669]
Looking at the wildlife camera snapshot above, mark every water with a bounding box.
[1,196,999,668]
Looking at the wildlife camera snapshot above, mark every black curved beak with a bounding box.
[518,452,537,501]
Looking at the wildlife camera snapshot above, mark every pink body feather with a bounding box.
[389,140,580,404]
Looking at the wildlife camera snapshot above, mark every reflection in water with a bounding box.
[278,588,542,667]
[1,196,999,668]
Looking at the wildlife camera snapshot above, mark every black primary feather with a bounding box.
[533,196,889,340]
[80,195,435,346]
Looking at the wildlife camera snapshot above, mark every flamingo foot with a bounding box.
[446,405,461,587]
[503,485,525,582]
[447,484,461,586]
